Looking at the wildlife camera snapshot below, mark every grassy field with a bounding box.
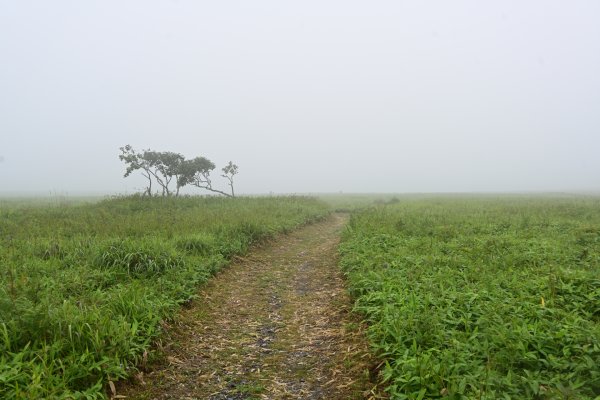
[0,195,328,399]
[3,193,600,399]
[316,193,402,211]
[339,196,600,399]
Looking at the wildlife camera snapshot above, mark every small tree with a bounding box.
[178,157,234,197]
[221,161,239,197]
[177,156,216,193]
[119,145,153,196]
[142,151,185,196]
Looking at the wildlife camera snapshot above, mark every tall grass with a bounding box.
[0,195,328,399]
[339,196,600,399]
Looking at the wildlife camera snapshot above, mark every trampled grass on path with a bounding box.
[119,213,382,400]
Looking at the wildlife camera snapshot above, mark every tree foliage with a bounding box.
[119,145,238,197]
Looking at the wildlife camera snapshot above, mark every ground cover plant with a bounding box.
[339,196,600,399]
[0,195,328,399]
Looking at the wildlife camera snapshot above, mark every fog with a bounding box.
[1,1,599,195]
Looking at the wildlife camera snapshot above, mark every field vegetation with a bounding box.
[317,193,406,212]
[3,193,599,399]
[339,196,600,399]
[0,195,328,399]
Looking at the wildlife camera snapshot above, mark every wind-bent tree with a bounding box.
[119,146,184,196]
[221,161,239,197]
[177,156,215,192]
[119,145,153,196]
[178,157,236,197]
[143,151,185,196]
[119,145,239,197]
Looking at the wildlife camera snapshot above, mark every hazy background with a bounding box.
[1,1,599,195]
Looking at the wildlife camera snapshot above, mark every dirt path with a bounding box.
[119,214,382,400]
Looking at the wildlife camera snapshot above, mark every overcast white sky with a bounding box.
[1,1,599,195]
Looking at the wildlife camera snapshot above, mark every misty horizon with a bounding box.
[1,1,599,195]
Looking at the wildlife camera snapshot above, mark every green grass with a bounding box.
[0,195,328,399]
[317,193,405,212]
[339,196,600,399]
